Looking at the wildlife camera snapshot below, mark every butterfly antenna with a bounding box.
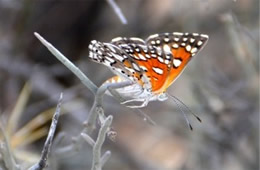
[167,94,202,123]
[167,93,193,130]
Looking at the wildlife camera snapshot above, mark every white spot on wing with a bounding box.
[91,40,97,44]
[174,37,180,41]
[173,59,182,67]
[140,66,148,71]
[149,34,159,39]
[132,62,140,71]
[130,37,145,43]
[133,55,139,60]
[158,57,164,63]
[165,55,171,59]
[163,44,171,54]
[106,57,115,63]
[97,51,102,55]
[186,45,191,52]
[156,47,162,55]
[113,54,124,61]
[145,54,151,58]
[151,54,157,58]
[138,54,147,60]
[135,48,140,52]
[197,40,203,46]
[201,34,209,38]
[165,60,170,64]
[191,47,198,53]
[190,38,195,43]
[89,52,94,58]
[104,60,111,66]
[125,67,135,73]
[164,38,170,42]
[152,67,163,75]
[173,32,183,36]
[172,43,179,48]
[143,47,148,53]
[106,44,116,53]
[112,37,123,42]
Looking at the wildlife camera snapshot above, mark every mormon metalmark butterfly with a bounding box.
[88,32,208,108]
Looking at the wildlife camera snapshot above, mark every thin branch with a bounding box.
[28,93,63,170]
[91,115,113,170]
[34,33,133,170]
[106,0,128,24]
[100,151,111,167]
[34,32,98,94]
[81,133,95,147]
[34,32,133,134]
[54,81,132,156]
[85,81,133,134]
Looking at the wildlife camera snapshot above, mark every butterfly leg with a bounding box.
[126,99,149,108]
[122,98,150,108]
[120,98,145,104]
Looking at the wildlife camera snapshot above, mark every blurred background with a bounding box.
[0,0,259,170]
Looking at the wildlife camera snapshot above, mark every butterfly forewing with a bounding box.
[145,32,208,93]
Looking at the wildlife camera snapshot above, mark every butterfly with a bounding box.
[88,32,208,108]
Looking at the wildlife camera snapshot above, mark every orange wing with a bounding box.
[145,32,209,94]
[111,37,172,92]
[132,50,170,92]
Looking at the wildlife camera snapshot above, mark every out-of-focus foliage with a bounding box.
[0,0,258,170]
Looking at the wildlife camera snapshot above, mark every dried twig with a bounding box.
[28,93,63,170]
[0,126,20,170]
[34,32,98,95]
[100,151,111,167]
[91,115,113,170]
[34,32,133,170]
[53,81,132,157]
[34,32,132,133]
[85,81,133,134]
[106,0,128,24]
[7,83,31,136]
